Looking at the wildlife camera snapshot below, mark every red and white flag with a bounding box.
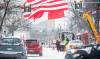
[23,0,49,20]
[44,0,68,19]
[23,0,68,20]
[24,0,34,3]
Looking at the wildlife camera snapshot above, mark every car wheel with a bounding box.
[21,58,27,59]
[65,54,73,59]
[39,52,42,56]
[74,55,84,59]
[24,57,27,59]
[25,57,27,59]
[19,57,27,59]
[76,55,90,59]
[16,57,21,59]
[74,50,89,59]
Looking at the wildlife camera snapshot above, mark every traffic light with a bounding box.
[74,1,82,9]
[24,3,31,12]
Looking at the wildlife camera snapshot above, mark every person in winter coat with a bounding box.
[56,40,60,51]
[63,37,69,51]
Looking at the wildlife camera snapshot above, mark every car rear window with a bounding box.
[26,40,38,44]
[0,38,21,45]
[70,40,81,43]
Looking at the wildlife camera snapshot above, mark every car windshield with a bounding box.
[0,38,21,45]
[26,40,37,44]
[70,40,82,43]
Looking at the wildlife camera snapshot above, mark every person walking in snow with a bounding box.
[56,40,60,51]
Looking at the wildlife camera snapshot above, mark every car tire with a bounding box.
[24,57,27,59]
[65,54,73,59]
[16,57,21,59]
[19,57,27,59]
[21,58,27,59]
[18,57,27,59]
[75,55,90,59]
[74,55,84,59]
[74,50,89,59]
[39,52,42,56]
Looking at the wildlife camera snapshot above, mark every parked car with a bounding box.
[26,39,42,56]
[65,40,100,59]
[65,40,83,59]
[73,44,100,59]
[0,37,27,59]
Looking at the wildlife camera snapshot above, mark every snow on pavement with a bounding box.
[28,47,66,59]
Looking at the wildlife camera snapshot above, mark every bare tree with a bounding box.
[0,0,31,36]
[0,0,10,32]
[3,13,31,36]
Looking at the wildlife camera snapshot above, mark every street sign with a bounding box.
[74,1,82,9]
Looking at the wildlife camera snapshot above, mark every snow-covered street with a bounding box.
[28,47,65,59]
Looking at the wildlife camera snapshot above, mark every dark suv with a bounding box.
[0,37,27,59]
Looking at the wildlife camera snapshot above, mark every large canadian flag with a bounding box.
[23,0,68,20]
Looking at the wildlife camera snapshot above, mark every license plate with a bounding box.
[7,48,13,50]
[29,50,34,52]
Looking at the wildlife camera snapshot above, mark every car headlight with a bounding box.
[71,49,77,53]
[73,54,80,57]
[97,47,100,50]
[18,53,25,56]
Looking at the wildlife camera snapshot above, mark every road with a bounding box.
[28,47,65,59]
